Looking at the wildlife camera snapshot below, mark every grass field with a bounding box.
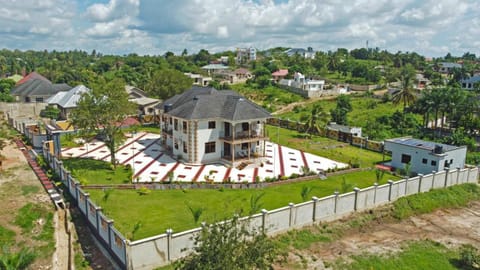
[266,125,386,168]
[87,170,398,240]
[336,240,460,270]
[278,95,401,127]
[230,84,305,112]
[62,158,133,185]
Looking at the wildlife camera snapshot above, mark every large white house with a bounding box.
[160,86,271,165]
[384,137,467,175]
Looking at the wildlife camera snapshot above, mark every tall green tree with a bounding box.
[175,215,278,270]
[330,94,352,125]
[392,64,417,111]
[71,78,136,168]
[303,104,329,134]
[146,69,192,99]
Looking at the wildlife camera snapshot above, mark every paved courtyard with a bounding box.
[61,132,348,183]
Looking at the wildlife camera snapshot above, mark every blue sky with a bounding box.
[0,0,478,57]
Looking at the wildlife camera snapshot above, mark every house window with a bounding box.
[183,141,188,153]
[205,142,216,154]
[242,122,249,131]
[241,143,248,150]
[208,121,216,129]
[401,154,411,164]
[174,139,179,150]
[450,159,453,164]
[169,117,172,125]
[444,160,449,167]
[422,158,427,164]
[174,119,178,131]
[35,97,44,102]
[183,121,187,134]
[431,160,437,166]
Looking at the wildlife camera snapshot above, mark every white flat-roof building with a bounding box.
[384,137,467,175]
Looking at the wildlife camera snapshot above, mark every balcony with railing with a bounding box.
[219,130,268,143]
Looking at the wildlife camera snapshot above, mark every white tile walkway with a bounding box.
[61,132,348,183]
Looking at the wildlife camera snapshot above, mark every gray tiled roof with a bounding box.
[11,79,71,97]
[162,86,270,121]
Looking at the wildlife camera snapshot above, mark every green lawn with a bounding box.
[278,96,401,128]
[266,125,386,168]
[62,158,132,185]
[87,170,398,240]
[335,240,459,270]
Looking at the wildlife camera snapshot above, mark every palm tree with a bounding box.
[392,64,417,111]
[303,104,329,135]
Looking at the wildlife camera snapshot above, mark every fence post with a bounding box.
[373,182,378,204]
[312,196,319,222]
[444,168,450,187]
[84,193,90,216]
[417,174,423,193]
[353,187,360,211]
[333,191,340,213]
[107,219,114,247]
[387,180,394,201]
[57,161,63,179]
[166,228,173,262]
[261,209,268,233]
[456,167,461,185]
[288,203,295,227]
[404,177,408,196]
[95,207,102,233]
[431,171,436,189]
[75,182,80,202]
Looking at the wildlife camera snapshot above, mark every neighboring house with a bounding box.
[384,137,467,175]
[279,72,330,98]
[125,85,161,116]
[46,85,90,119]
[184,73,212,87]
[236,47,256,64]
[284,47,315,59]
[216,68,253,84]
[415,73,430,89]
[326,122,362,143]
[460,75,480,90]
[47,85,160,119]
[436,62,462,74]
[271,69,289,83]
[160,86,271,165]
[201,64,229,75]
[11,72,71,102]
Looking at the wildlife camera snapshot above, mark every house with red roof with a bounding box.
[272,69,289,83]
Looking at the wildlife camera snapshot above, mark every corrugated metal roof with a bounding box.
[47,85,90,108]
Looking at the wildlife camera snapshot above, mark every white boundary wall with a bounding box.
[43,146,479,270]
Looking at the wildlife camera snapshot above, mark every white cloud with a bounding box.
[0,0,477,57]
[86,0,139,22]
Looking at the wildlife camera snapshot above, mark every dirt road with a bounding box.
[280,201,480,269]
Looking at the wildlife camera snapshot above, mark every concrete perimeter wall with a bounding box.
[44,149,128,269]
[43,146,479,270]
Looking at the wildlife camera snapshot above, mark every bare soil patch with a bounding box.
[0,141,53,269]
[278,201,480,269]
